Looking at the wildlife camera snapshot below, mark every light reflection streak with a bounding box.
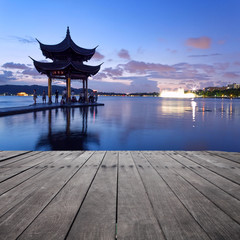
[191,100,196,127]
[229,100,232,119]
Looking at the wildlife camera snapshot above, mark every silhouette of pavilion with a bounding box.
[31,27,101,103]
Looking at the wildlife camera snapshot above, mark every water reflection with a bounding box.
[229,100,233,119]
[36,107,100,150]
[191,100,196,127]
[1,97,240,151]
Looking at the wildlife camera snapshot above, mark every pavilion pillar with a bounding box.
[48,77,52,104]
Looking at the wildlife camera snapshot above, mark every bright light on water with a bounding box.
[160,88,196,98]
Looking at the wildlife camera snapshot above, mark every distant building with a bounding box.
[227,83,240,89]
[17,92,28,96]
[204,87,227,92]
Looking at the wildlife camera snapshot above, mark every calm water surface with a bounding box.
[0,96,239,151]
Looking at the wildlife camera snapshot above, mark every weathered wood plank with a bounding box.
[0,151,50,171]
[131,151,210,240]
[0,166,46,196]
[145,152,240,240]
[66,151,117,240]
[0,151,59,183]
[18,151,105,240]
[163,152,240,224]
[0,151,41,167]
[0,151,74,217]
[0,151,239,240]
[0,151,29,162]
[117,151,165,240]
[177,151,240,184]
[198,151,240,171]
[170,152,240,200]
[0,151,93,240]
[207,151,240,164]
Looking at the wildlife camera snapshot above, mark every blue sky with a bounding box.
[0,0,240,92]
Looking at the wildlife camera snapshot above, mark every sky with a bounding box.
[0,0,240,93]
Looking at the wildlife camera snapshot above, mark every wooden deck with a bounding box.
[0,151,239,240]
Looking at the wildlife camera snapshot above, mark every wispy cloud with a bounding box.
[118,49,131,60]
[186,36,211,49]
[188,53,221,58]
[2,62,30,70]
[10,36,36,44]
[234,61,240,66]
[92,51,105,60]
[22,68,40,76]
[166,48,177,54]
[120,60,174,74]
[223,72,240,78]
[0,70,17,83]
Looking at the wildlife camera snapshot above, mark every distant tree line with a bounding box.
[98,92,159,96]
[196,89,240,98]
[0,85,93,95]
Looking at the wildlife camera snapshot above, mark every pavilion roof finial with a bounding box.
[67,26,70,36]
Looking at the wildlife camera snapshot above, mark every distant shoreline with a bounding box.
[1,94,240,99]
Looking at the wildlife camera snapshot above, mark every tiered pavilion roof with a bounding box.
[31,27,101,103]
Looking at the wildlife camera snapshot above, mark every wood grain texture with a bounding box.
[207,151,240,164]
[177,151,240,184]
[163,153,240,224]
[0,151,29,162]
[0,151,89,240]
[0,151,41,167]
[117,151,165,240]
[145,152,240,240]
[131,151,210,240]
[0,151,57,182]
[0,151,239,240]
[172,152,240,200]
[67,151,117,240]
[18,151,103,240]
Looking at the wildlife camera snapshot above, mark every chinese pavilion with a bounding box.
[31,27,101,103]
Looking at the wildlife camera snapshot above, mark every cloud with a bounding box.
[11,36,36,44]
[121,60,174,74]
[186,36,211,49]
[223,72,240,78]
[92,51,104,60]
[22,68,41,76]
[2,62,30,70]
[188,53,221,58]
[0,71,17,83]
[103,67,123,77]
[234,61,240,66]
[166,48,177,54]
[213,62,229,70]
[118,49,131,60]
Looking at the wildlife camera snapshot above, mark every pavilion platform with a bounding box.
[0,150,239,239]
[0,102,104,117]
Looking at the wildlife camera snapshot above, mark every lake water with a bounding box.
[0,96,240,151]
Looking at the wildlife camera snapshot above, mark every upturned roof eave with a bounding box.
[31,58,101,75]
